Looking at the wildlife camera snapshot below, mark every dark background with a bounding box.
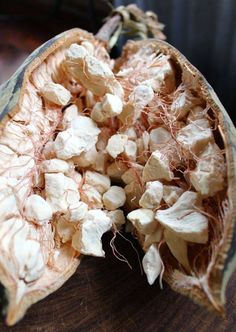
[0,1,236,331]
[0,0,235,119]
[115,0,236,120]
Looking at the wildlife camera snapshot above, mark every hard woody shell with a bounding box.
[0,28,235,322]
[121,38,236,313]
[0,29,92,325]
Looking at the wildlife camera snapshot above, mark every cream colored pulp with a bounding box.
[0,38,226,315]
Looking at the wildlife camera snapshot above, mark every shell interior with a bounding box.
[0,28,235,325]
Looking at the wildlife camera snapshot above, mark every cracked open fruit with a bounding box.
[0,4,236,326]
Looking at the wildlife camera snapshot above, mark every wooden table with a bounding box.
[0,19,235,332]
[0,233,235,332]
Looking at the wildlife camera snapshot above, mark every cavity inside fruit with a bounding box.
[0,28,231,326]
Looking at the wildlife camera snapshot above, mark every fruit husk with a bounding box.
[115,38,236,314]
[0,29,91,325]
[0,11,235,324]
[0,28,95,129]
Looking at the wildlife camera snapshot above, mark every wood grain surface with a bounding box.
[0,16,236,332]
[0,232,235,332]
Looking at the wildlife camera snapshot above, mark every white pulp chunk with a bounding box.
[106,134,128,159]
[162,185,184,206]
[129,84,154,109]
[62,104,79,129]
[80,184,103,209]
[103,186,126,211]
[149,127,172,152]
[176,119,213,155]
[40,159,71,174]
[142,244,163,285]
[155,191,208,244]
[72,210,112,257]
[127,208,156,235]
[106,210,126,227]
[142,150,173,182]
[54,129,88,160]
[91,93,123,122]
[84,170,111,194]
[24,194,53,225]
[189,143,225,196]
[41,82,71,106]
[139,181,163,209]
[65,201,88,223]
[45,173,80,214]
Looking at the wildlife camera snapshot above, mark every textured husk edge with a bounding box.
[0,29,90,325]
[119,38,236,314]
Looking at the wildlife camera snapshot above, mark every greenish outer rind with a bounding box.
[0,32,60,120]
